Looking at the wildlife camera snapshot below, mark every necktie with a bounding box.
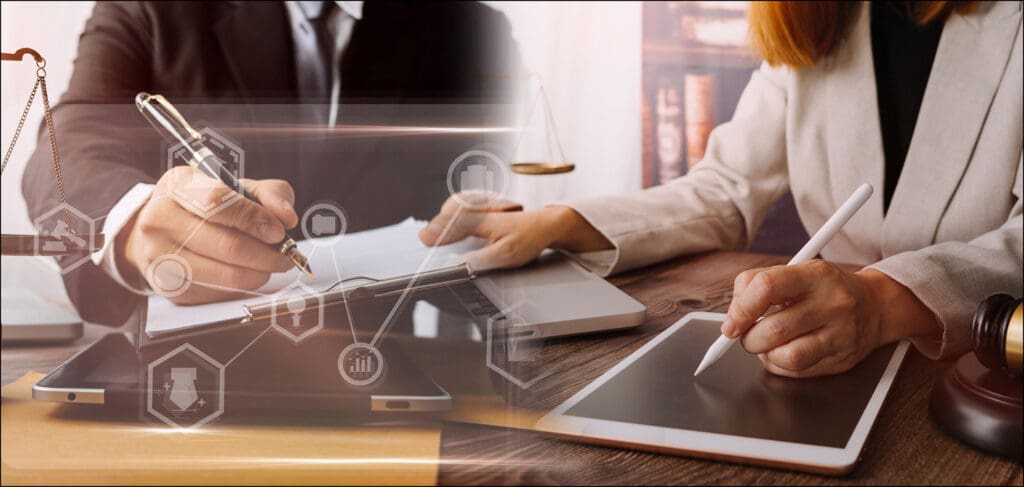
[302,4,336,123]
[324,4,356,127]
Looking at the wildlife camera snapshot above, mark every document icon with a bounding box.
[460,163,494,194]
[310,213,338,236]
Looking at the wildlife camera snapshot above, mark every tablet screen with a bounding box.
[564,317,896,448]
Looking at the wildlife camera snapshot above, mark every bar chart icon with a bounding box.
[350,354,375,375]
[339,342,385,387]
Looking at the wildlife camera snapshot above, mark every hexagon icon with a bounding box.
[485,309,552,390]
[269,280,325,344]
[146,343,225,429]
[165,127,245,219]
[33,202,99,275]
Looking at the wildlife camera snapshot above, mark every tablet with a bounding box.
[33,328,451,419]
[536,312,908,475]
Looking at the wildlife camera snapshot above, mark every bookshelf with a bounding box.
[642,42,758,69]
[641,2,759,187]
[641,1,807,255]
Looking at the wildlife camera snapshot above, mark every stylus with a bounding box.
[693,183,874,376]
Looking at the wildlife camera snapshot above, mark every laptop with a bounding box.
[460,251,646,340]
[32,252,646,421]
[1,288,83,344]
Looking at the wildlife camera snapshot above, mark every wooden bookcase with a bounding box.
[641,2,807,255]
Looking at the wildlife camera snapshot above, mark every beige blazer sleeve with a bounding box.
[869,154,1023,359]
[559,2,1021,361]
[564,63,792,276]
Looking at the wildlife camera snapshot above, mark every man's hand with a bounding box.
[117,166,298,304]
[418,192,612,272]
[722,260,940,378]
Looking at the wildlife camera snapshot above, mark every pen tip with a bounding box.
[280,239,313,277]
[694,356,711,377]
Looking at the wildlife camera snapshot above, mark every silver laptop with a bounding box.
[462,251,647,340]
[1,288,83,344]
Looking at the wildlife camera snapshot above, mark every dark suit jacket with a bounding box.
[22,1,518,325]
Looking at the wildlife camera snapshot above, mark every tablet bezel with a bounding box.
[535,312,908,475]
[32,332,454,414]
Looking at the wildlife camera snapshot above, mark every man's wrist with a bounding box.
[114,213,147,289]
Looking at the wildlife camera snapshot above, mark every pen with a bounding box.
[693,183,874,376]
[135,92,312,277]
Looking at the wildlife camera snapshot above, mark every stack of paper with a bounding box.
[145,218,479,336]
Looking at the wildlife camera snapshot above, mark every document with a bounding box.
[145,218,479,336]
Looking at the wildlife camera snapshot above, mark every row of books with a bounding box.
[642,72,716,188]
[641,2,754,188]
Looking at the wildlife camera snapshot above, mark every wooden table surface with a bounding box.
[3,251,1021,485]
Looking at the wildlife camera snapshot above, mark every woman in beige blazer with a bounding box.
[422,1,1023,378]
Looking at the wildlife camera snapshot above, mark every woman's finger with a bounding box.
[762,325,840,373]
[731,265,784,301]
[759,354,814,378]
[419,193,521,246]
[740,301,824,354]
[724,265,815,337]
[461,234,533,272]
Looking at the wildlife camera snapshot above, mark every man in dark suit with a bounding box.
[21,1,518,325]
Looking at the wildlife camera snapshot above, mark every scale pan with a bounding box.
[510,162,575,175]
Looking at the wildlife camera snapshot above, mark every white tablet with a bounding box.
[536,312,908,475]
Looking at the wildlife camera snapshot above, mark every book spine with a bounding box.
[655,78,685,184]
[641,86,657,188]
[683,72,715,168]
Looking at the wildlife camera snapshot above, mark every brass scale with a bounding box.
[1,47,103,257]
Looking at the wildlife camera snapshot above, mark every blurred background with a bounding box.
[2,1,802,310]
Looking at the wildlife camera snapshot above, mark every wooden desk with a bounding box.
[3,252,1021,485]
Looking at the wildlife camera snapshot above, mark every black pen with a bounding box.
[135,92,312,276]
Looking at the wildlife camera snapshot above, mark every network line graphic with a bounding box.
[144,131,519,428]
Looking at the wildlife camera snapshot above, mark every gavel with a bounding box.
[930,293,1023,460]
[972,293,1023,377]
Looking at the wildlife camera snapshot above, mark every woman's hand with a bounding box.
[723,260,941,378]
[418,192,612,272]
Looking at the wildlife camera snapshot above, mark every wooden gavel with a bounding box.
[973,293,1023,377]
[930,293,1023,460]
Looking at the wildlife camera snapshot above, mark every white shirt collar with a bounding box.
[337,1,363,20]
[292,1,363,21]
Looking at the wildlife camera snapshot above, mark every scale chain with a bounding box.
[1,61,75,235]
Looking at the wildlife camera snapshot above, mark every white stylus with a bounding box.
[693,183,874,377]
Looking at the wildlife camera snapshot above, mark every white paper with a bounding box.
[145,218,478,336]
